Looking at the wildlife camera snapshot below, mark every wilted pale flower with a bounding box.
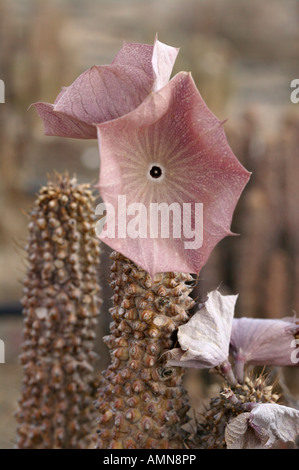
[230,317,299,382]
[165,290,238,372]
[225,403,299,449]
[32,37,178,138]
[96,72,250,276]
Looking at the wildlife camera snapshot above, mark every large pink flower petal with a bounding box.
[96,72,250,277]
[32,38,178,139]
[164,290,238,369]
[230,317,299,369]
[111,41,155,71]
[151,38,180,91]
[112,36,179,91]
[33,102,97,139]
[53,65,153,127]
[225,404,299,449]
[249,403,299,448]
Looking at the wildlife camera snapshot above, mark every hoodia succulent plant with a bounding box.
[30,38,251,450]
[164,291,299,449]
[15,174,102,449]
[194,374,281,449]
[93,53,249,450]
[95,251,196,449]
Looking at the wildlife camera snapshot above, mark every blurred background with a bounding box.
[1,0,299,448]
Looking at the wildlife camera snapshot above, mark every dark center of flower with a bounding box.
[149,165,163,179]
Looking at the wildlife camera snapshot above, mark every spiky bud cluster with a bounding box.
[15,174,102,449]
[96,252,196,449]
[193,373,280,449]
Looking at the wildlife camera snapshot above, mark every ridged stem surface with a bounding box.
[15,174,102,449]
[96,252,195,449]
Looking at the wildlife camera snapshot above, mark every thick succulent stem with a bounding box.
[96,252,195,449]
[15,174,102,449]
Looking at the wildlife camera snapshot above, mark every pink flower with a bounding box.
[230,317,299,382]
[225,403,299,449]
[96,72,250,277]
[32,37,178,139]
[164,290,238,371]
